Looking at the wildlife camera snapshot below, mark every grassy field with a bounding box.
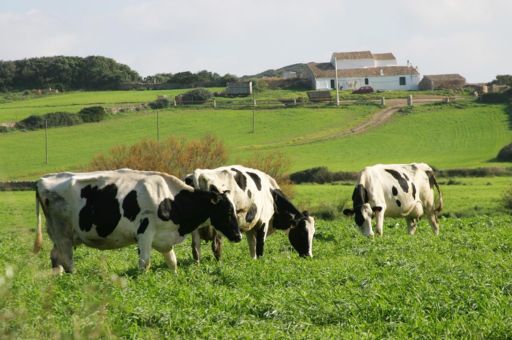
[0,190,511,338]
[0,101,510,180]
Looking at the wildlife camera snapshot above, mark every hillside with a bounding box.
[242,63,310,79]
[0,92,510,180]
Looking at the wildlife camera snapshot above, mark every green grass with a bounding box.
[277,103,511,171]
[1,190,511,338]
[0,106,376,180]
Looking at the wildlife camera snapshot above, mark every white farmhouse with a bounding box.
[306,50,420,91]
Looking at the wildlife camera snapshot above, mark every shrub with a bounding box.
[289,167,358,184]
[497,143,512,162]
[240,151,293,197]
[79,106,107,122]
[15,112,83,130]
[149,97,171,109]
[502,186,512,211]
[177,88,212,104]
[480,89,512,103]
[89,134,227,178]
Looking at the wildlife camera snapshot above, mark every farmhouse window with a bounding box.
[365,78,369,85]
[330,79,335,89]
[399,77,406,86]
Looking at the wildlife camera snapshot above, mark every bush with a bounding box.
[15,112,83,130]
[289,167,358,184]
[502,186,512,211]
[89,134,227,178]
[480,89,512,103]
[177,88,212,104]
[79,106,107,122]
[497,143,512,162]
[149,97,171,109]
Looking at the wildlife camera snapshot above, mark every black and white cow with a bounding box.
[33,169,242,273]
[343,163,443,237]
[185,165,315,260]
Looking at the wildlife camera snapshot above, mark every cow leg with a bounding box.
[211,234,223,261]
[162,248,177,273]
[137,236,153,271]
[375,210,385,236]
[256,224,267,258]
[191,229,201,263]
[50,246,64,275]
[406,217,418,235]
[427,213,440,236]
[246,229,257,259]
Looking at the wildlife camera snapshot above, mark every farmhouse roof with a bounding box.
[373,53,396,60]
[332,51,373,60]
[307,62,419,78]
[422,74,465,81]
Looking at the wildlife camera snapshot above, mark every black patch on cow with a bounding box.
[271,189,302,229]
[122,190,140,221]
[392,186,398,196]
[256,223,266,257]
[403,173,410,181]
[352,184,369,227]
[385,169,409,193]
[209,184,220,193]
[246,203,258,223]
[396,199,401,207]
[79,184,121,238]
[247,190,252,198]
[289,219,310,257]
[412,183,417,199]
[157,198,173,221]
[137,217,149,234]
[160,190,237,239]
[184,176,193,186]
[426,170,435,188]
[247,172,262,190]
[231,168,247,191]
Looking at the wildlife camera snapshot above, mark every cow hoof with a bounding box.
[52,265,64,275]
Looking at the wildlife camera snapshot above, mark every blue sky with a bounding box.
[1,0,510,82]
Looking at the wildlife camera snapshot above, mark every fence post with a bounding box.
[156,110,160,142]
[213,98,216,108]
[381,97,386,106]
[407,95,413,106]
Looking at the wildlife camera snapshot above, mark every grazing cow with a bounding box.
[185,165,315,260]
[33,169,242,273]
[343,163,443,237]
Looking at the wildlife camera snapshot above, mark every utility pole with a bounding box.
[44,119,48,164]
[335,56,340,106]
[156,110,160,141]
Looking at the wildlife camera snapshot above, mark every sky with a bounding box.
[0,0,510,83]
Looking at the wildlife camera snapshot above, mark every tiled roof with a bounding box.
[332,51,373,60]
[307,62,419,78]
[373,53,396,60]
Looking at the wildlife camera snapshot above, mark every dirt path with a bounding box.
[240,97,452,150]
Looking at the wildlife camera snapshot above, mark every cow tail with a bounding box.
[430,172,443,213]
[33,190,43,254]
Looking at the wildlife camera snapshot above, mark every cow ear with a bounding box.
[343,208,354,216]
[372,206,383,212]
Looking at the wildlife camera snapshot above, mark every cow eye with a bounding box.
[236,209,245,214]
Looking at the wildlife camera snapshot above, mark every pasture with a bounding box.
[1,101,510,180]
[0,189,511,338]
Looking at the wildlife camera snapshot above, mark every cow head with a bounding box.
[288,212,315,257]
[207,189,242,243]
[271,189,315,257]
[343,184,375,237]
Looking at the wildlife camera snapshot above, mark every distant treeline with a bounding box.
[0,56,239,91]
[0,56,140,91]
[144,71,238,89]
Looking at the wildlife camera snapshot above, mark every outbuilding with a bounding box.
[418,74,466,90]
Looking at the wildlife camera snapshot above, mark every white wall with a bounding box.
[375,59,398,67]
[315,75,420,90]
[331,57,375,70]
